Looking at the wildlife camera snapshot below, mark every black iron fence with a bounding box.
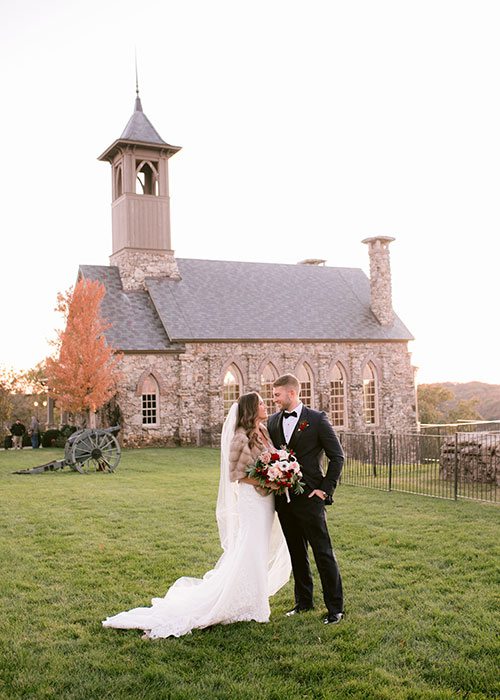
[337,431,500,504]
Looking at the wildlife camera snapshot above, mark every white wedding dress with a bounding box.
[102,404,291,639]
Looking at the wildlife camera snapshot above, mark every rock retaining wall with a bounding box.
[439,432,500,485]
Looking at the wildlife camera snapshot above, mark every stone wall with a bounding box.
[115,339,417,447]
[439,432,500,485]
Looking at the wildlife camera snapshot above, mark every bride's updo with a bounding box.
[237,392,261,448]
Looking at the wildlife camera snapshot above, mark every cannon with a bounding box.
[13,426,121,475]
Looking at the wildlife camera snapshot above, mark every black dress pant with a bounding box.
[276,493,343,615]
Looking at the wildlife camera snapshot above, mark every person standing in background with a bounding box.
[10,419,26,449]
[29,415,40,449]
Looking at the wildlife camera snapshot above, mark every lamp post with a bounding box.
[33,399,47,422]
[31,401,41,449]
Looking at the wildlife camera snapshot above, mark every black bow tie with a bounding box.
[283,411,297,419]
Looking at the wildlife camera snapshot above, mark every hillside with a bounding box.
[422,382,500,420]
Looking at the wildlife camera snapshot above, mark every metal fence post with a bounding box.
[371,431,377,477]
[388,433,393,492]
[454,432,459,500]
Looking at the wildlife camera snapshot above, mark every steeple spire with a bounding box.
[135,49,139,96]
[134,49,142,112]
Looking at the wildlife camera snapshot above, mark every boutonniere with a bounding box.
[297,420,309,432]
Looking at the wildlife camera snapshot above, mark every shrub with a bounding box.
[60,424,77,439]
[55,425,77,448]
[40,425,77,448]
[41,429,60,448]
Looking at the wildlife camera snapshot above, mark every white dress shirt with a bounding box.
[282,402,303,444]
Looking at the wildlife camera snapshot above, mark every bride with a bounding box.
[102,392,291,639]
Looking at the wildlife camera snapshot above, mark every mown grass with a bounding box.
[1,447,499,700]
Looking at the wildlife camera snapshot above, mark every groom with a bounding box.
[267,374,345,624]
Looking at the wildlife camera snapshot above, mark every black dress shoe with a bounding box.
[285,605,314,617]
[323,612,344,625]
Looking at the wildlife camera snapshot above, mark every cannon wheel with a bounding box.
[69,431,121,473]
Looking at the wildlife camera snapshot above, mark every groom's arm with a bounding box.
[317,412,344,495]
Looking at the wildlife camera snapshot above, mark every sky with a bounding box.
[1,0,499,385]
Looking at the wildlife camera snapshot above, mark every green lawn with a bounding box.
[1,447,498,700]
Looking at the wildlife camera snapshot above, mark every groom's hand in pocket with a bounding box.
[308,489,327,500]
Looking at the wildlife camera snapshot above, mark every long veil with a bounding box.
[216,402,291,594]
[216,402,240,553]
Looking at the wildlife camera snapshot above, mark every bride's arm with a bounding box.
[228,432,250,482]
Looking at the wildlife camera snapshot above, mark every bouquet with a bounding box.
[246,447,305,501]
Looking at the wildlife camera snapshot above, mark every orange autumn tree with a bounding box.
[46,278,122,427]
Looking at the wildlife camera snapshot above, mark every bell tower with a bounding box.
[98,90,181,290]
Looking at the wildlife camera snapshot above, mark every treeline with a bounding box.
[417,382,500,424]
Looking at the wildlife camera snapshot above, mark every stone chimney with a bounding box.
[361,236,395,325]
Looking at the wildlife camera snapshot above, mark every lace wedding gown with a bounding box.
[102,405,291,639]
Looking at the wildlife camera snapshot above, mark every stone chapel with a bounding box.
[79,92,417,446]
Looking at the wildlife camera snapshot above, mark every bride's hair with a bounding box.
[237,392,260,449]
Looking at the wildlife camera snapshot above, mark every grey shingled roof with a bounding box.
[120,96,166,144]
[78,265,173,351]
[146,258,413,342]
[80,259,413,350]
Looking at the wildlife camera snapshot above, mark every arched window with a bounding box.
[135,160,159,195]
[329,363,347,429]
[141,375,159,426]
[260,363,278,415]
[296,363,314,408]
[114,164,123,200]
[363,362,378,426]
[223,364,242,416]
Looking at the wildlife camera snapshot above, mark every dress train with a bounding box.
[102,484,290,639]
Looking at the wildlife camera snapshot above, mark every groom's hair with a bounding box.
[273,374,300,392]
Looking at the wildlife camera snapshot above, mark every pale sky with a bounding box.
[1,0,499,385]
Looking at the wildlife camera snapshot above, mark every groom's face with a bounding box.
[272,385,295,411]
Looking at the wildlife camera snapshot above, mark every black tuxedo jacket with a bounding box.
[267,407,344,497]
